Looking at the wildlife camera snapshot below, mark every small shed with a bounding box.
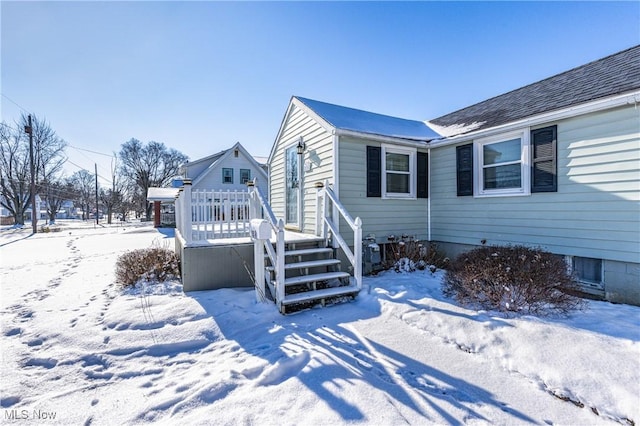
[147,187,180,227]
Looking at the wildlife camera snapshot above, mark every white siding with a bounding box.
[194,154,267,195]
[184,161,213,181]
[269,103,333,232]
[339,136,429,244]
[430,104,640,263]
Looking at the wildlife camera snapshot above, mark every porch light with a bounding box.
[296,137,305,155]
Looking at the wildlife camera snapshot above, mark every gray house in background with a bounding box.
[267,46,640,305]
[181,141,268,195]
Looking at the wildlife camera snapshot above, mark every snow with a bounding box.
[1,222,639,425]
[423,120,487,138]
[296,96,441,141]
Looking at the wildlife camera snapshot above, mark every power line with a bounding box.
[64,158,112,184]
[68,144,114,158]
[1,93,31,114]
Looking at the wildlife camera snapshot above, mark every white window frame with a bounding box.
[382,144,416,199]
[474,130,530,197]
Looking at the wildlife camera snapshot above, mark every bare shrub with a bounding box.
[443,245,585,316]
[115,246,180,287]
[384,235,449,272]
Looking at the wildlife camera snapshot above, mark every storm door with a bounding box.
[285,145,302,228]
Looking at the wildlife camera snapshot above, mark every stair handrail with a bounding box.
[248,179,285,306]
[317,179,362,291]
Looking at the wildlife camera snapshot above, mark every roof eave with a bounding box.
[334,128,434,147]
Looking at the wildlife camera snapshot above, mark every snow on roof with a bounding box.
[424,120,486,138]
[296,96,441,141]
[147,187,180,202]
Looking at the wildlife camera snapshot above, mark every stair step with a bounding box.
[285,247,333,257]
[282,284,360,306]
[266,259,341,272]
[286,259,341,270]
[282,271,350,287]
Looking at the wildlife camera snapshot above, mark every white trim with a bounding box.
[336,128,431,147]
[381,144,416,199]
[428,90,640,148]
[473,130,531,198]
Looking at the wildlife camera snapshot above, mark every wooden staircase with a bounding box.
[264,236,360,313]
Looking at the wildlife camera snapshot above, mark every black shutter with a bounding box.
[366,146,381,197]
[531,126,557,192]
[456,144,473,196]
[417,152,428,198]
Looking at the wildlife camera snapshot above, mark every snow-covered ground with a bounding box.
[1,222,638,425]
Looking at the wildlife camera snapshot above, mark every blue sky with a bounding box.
[1,1,638,183]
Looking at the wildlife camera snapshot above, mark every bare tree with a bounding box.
[70,170,95,220]
[0,116,66,226]
[118,139,187,220]
[99,154,126,224]
[42,178,74,224]
[0,123,30,224]
[27,114,66,189]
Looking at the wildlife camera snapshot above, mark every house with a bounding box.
[268,96,439,241]
[267,45,640,305]
[148,142,268,228]
[181,141,268,195]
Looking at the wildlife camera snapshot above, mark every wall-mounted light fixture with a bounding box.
[296,137,305,155]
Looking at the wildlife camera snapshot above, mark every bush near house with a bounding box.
[443,245,585,316]
[383,235,449,272]
[115,247,180,287]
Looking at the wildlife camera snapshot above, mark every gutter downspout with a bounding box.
[427,147,431,242]
[332,132,339,238]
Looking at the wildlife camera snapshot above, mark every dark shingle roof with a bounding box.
[429,45,640,137]
[296,96,440,141]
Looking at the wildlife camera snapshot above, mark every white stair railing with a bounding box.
[315,180,362,291]
[248,179,285,307]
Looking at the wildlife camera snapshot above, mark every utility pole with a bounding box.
[95,163,99,225]
[25,115,37,234]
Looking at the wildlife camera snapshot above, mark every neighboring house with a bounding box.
[268,46,640,305]
[181,141,268,195]
[148,142,268,228]
[0,205,14,225]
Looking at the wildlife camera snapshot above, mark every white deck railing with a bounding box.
[175,179,251,244]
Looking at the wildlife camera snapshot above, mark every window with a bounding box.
[240,169,251,184]
[222,168,233,184]
[367,146,427,199]
[456,126,557,197]
[382,145,415,198]
[571,256,603,287]
[477,132,528,196]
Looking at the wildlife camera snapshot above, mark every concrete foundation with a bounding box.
[176,237,254,292]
